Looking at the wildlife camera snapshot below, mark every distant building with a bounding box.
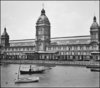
[0,8,100,61]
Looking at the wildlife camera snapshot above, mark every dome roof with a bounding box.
[36,8,50,25]
[90,16,99,29]
[1,27,9,38]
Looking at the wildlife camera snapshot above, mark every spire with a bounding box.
[93,16,96,22]
[41,3,45,15]
[4,27,6,32]
[42,3,44,9]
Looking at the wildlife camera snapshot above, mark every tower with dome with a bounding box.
[35,8,51,51]
[1,27,10,47]
[90,16,100,43]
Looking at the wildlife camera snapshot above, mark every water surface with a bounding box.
[1,64,99,87]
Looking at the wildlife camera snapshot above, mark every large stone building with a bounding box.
[0,8,100,61]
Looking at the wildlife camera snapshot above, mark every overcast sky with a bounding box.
[1,1,99,40]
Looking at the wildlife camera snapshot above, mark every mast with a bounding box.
[18,59,21,79]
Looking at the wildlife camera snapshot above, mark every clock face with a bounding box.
[38,29,41,34]
[38,28,44,35]
[37,27,50,35]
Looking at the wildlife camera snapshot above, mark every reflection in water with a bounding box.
[1,64,99,87]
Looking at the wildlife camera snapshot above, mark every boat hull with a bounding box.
[15,80,39,83]
[20,70,45,74]
[86,65,100,68]
[90,68,100,72]
[15,77,39,83]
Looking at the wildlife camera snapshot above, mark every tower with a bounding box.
[35,8,51,51]
[1,27,10,47]
[90,16,99,43]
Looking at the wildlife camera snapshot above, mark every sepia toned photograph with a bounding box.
[0,0,100,87]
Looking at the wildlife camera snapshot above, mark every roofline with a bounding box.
[10,39,35,41]
[51,35,90,39]
[9,35,90,42]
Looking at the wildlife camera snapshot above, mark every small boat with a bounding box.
[15,62,39,83]
[15,77,39,83]
[90,68,100,72]
[20,65,45,74]
[86,65,100,68]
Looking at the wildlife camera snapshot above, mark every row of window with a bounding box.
[6,47,35,51]
[6,53,25,55]
[46,45,98,51]
[5,45,98,52]
[59,51,91,55]
[6,51,91,56]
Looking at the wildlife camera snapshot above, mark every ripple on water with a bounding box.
[1,64,99,87]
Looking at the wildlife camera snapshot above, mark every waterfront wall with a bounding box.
[0,60,99,66]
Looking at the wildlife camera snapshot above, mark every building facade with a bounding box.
[0,8,100,61]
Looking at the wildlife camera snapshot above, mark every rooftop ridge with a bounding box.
[51,35,90,39]
[10,35,90,42]
[10,39,35,41]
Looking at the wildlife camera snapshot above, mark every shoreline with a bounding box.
[0,60,99,66]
